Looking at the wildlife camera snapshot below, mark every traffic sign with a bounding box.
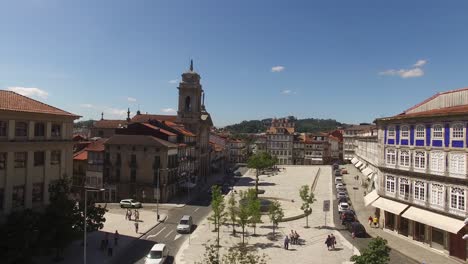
[323,200,330,212]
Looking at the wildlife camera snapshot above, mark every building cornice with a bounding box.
[378,166,468,185]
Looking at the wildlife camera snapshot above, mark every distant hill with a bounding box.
[74,119,95,128]
[224,117,345,134]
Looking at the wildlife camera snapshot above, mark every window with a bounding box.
[414,181,426,201]
[34,151,45,166]
[51,150,61,165]
[449,153,466,175]
[12,185,25,208]
[0,153,5,170]
[414,151,426,170]
[430,151,445,173]
[51,124,61,137]
[388,126,395,137]
[34,122,45,137]
[432,125,443,139]
[0,121,7,136]
[14,152,26,168]
[385,175,396,194]
[450,187,466,211]
[452,124,464,139]
[415,125,425,139]
[399,150,410,167]
[15,122,28,137]
[399,178,410,199]
[386,149,396,165]
[401,126,409,138]
[130,169,136,182]
[32,183,43,203]
[430,183,444,207]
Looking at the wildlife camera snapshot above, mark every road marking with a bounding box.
[174,234,182,241]
[194,208,200,212]
[164,230,174,238]
[146,226,166,239]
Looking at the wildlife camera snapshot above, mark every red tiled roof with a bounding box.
[403,87,468,114]
[0,90,79,117]
[73,149,88,161]
[131,114,177,123]
[161,121,196,137]
[105,135,178,148]
[380,104,468,121]
[86,139,107,152]
[93,120,127,129]
[142,123,177,136]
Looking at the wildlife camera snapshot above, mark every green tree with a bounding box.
[209,185,227,249]
[236,190,251,247]
[247,189,262,236]
[268,200,284,236]
[350,237,391,264]
[227,192,237,235]
[299,185,317,228]
[247,151,276,197]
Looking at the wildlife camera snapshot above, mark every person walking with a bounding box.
[295,231,301,245]
[325,235,332,250]
[330,234,336,249]
[128,209,132,221]
[135,222,139,233]
[290,230,295,245]
[284,235,290,250]
[114,230,119,246]
[373,216,379,228]
[368,216,373,226]
[125,209,128,220]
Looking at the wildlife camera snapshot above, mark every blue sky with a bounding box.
[1,0,468,126]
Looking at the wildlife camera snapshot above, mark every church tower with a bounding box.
[177,60,203,131]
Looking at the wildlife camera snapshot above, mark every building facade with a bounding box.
[227,139,247,164]
[343,125,374,162]
[0,90,79,215]
[266,118,294,165]
[365,88,468,261]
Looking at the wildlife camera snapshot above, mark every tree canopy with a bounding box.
[351,237,391,264]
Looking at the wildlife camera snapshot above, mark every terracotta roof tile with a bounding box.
[105,135,178,148]
[73,149,88,161]
[142,123,177,136]
[93,120,127,129]
[0,90,79,117]
[86,139,107,152]
[131,114,177,123]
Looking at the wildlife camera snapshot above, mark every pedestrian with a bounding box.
[325,235,331,250]
[368,216,373,226]
[373,216,379,228]
[128,210,132,221]
[284,235,290,250]
[114,230,119,246]
[330,234,336,249]
[294,231,301,245]
[290,230,295,245]
[135,222,139,233]
[136,210,140,221]
[125,210,128,220]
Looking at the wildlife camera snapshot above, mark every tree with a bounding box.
[247,151,276,197]
[247,189,261,236]
[299,185,316,228]
[227,192,237,235]
[236,190,251,247]
[268,200,284,236]
[351,237,391,264]
[209,185,227,249]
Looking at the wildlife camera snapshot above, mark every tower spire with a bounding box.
[190,59,193,72]
[127,108,131,122]
[101,112,104,120]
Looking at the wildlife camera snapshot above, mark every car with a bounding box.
[334,177,343,185]
[120,199,142,208]
[336,187,347,193]
[341,210,355,225]
[336,192,347,199]
[145,243,169,264]
[341,168,348,174]
[337,197,348,204]
[347,222,366,238]
[338,202,350,214]
[176,215,193,233]
[332,164,339,170]
[336,183,344,189]
[334,170,342,176]
[234,171,242,176]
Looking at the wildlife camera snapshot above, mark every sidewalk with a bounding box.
[41,209,167,264]
[344,164,462,264]
[176,166,358,264]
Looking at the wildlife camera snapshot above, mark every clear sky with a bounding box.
[1,0,468,126]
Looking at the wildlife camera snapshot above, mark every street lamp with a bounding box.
[84,187,104,264]
[155,168,176,221]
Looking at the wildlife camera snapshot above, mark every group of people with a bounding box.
[324,234,336,250]
[283,230,301,250]
[368,216,379,228]
[125,208,140,221]
[100,230,120,257]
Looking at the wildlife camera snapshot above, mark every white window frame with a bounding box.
[399,150,410,167]
[414,151,426,170]
[432,124,443,139]
[388,126,396,138]
[415,125,425,139]
[414,180,426,202]
[400,125,409,138]
[450,187,466,211]
[451,123,464,140]
[449,152,466,176]
[430,183,444,208]
[385,175,396,194]
[399,177,410,200]
[386,148,396,165]
[430,151,445,174]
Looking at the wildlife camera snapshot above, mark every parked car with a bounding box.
[336,192,347,199]
[341,168,348,174]
[334,177,343,185]
[336,187,347,193]
[336,183,345,189]
[341,210,356,225]
[337,197,348,204]
[120,199,142,208]
[335,170,342,176]
[347,222,366,238]
[176,215,193,233]
[332,164,339,170]
[338,202,350,214]
[234,171,242,176]
[145,243,169,264]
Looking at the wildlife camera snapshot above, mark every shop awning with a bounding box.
[371,197,409,215]
[362,167,373,177]
[355,161,363,168]
[351,157,358,164]
[364,190,380,207]
[402,207,466,234]
[368,172,375,180]
[358,163,367,170]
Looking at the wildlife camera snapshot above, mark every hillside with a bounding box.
[224,117,344,134]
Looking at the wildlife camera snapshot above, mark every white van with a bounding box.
[334,177,343,185]
[176,215,193,233]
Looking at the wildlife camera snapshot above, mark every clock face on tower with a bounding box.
[201,114,208,121]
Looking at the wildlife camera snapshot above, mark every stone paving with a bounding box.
[176,166,359,264]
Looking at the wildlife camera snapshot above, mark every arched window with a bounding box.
[399,150,410,167]
[414,151,426,169]
[452,123,464,139]
[416,125,425,139]
[388,126,395,138]
[184,96,191,112]
[401,126,409,138]
[432,124,443,139]
[386,148,396,165]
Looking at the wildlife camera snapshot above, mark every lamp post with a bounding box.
[84,187,104,264]
[156,168,176,221]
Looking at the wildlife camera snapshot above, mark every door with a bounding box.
[413,222,425,242]
[449,231,467,261]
